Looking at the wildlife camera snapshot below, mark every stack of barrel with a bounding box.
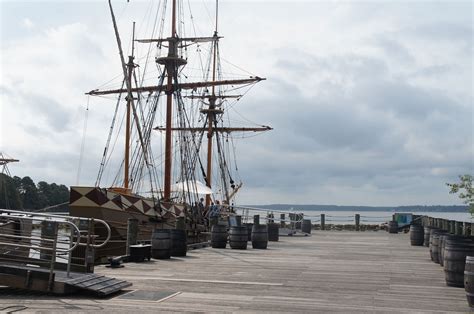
[209,215,281,250]
[410,223,474,308]
[151,228,187,259]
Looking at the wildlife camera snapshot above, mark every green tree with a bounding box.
[0,175,70,211]
[19,176,40,210]
[37,181,51,208]
[0,173,22,209]
[447,174,474,214]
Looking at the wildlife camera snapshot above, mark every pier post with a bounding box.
[235,215,242,226]
[321,214,325,230]
[455,221,463,235]
[253,215,260,226]
[40,221,58,262]
[85,219,95,273]
[268,213,274,224]
[126,218,138,256]
[450,220,455,234]
[280,214,285,228]
[464,222,469,236]
[442,219,448,232]
[355,214,360,231]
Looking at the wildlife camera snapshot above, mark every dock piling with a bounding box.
[126,218,138,256]
[253,215,260,226]
[355,214,360,231]
[455,221,463,235]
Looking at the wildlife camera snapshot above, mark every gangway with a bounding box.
[0,209,131,296]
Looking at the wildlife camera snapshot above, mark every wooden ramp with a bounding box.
[64,274,131,296]
[0,263,131,296]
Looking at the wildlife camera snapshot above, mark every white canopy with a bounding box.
[170,180,213,195]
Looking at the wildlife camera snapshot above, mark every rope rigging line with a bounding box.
[186,0,207,82]
[138,0,162,87]
[96,80,126,186]
[76,96,90,185]
[129,72,166,198]
[213,118,230,202]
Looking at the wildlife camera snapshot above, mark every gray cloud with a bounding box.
[234,45,472,205]
[2,86,72,133]
[1,1,472,206]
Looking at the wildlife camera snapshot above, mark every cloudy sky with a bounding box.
[1,0,472,206]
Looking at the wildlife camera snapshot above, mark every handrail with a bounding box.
[0,209,111,248]
[0,214,82,253]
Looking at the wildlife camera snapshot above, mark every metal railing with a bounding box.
[230,205,397,232]
[232,205,305,230]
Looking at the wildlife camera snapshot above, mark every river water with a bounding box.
[235,207,473,224]
[288,210,473,224]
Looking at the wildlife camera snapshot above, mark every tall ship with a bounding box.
[69,0,271,259]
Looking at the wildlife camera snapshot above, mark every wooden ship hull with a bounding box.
[70,186,191,262]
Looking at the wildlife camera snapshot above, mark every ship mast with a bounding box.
[163,0,178,201]
[204,0,220,207]
[108,0,134,193]
[93,1,270,202]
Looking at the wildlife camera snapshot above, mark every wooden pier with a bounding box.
[0,231,468,312]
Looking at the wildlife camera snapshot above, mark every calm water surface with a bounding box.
[295,211,473,224]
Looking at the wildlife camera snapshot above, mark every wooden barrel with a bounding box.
[439,234,447,266]
[431,231,447,264]
[388,221,398,234]
[229,226,248,250]
[268,223,279,242]
[211,225,228,249]
[151,229,171,259]
[301,219,312,234]
[464,256,474,308]
[251,224,268,249]
[444,238,474,287]
[244,223,253,241]
[424,227,435,247]
[430,229,447,263]
[442,236,474,267]
[409,224,424,246]
[170,229,187,257]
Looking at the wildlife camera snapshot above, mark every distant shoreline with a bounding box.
[245,204,469,213]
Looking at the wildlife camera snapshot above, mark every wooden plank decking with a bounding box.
[0,231,469,313]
